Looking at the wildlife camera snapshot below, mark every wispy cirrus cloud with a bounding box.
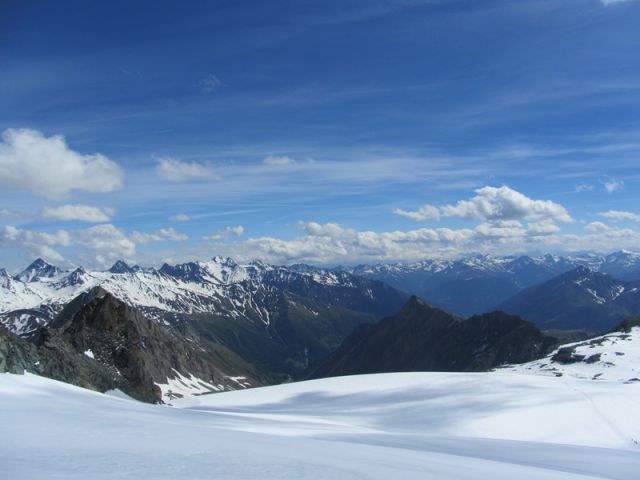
[169,213,191,222]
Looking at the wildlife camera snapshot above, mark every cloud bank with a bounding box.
[395,186,572,223]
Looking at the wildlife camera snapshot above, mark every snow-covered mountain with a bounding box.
[344,251,640,316]
[0,257,405,337]
[499,266,640,331]
[0,257,408,388]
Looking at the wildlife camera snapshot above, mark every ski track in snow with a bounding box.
[1,371,639,479]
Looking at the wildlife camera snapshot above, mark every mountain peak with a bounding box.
[17,258,61,282]
[109,260,132,274]
[211,256,237,266]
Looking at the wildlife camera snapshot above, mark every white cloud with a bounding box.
[263,155,297,166]
[155,156,219,182]
[132,227,188,244]
[604,179,624,193]
[231,220,640,265]
[475,221,526,239]
[598,210,640,222]
[394,205,440,221]
[262,155,316,167]
[77,224,136,260]
[238,221,477,264]
[526,220,561,236]
[169,213,191,222]
[395,186,573,223]
[0,128,123,199]
[42,204,115,223]
[2,225,72,262]
[203,225,244,241]
[586,221,611,232]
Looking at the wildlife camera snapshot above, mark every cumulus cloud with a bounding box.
[238,221,476,264]
[526,220,561,236]
[0,128,123,199]
[169,213,191,222]
[155,156,219,182]
[42,204,115,223]
[2,225,72,262]
[132,227,188,244]
[586,221,611,232]
[203,225,245,241]
[604,179,624,193]
[475,220,526,239]
[395,186,573,223]
[233,219,640,265]
[77,224,136,260]
[598,210,640,222]
[394,205,440,221]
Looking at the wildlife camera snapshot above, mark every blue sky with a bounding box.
[1,0,640,270]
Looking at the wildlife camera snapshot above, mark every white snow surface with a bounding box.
[503,326,640,381]
[1,370,639,479]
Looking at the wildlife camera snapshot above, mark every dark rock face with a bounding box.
[312,296,558,378]
[1,293,264,403]
[0,324,117,393]
[56,293,262,402]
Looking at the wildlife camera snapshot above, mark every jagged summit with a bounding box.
[108,260,133,274]
[16,258,61,283]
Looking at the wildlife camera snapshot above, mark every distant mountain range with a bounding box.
[344,251,640,316]
[498,266,640,331]
[3,252,640,403]
[1,256,408,401]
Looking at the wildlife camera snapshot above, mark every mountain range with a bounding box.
[1,256,409,401]
[3,252,640,403]
[498,266,640,331]
[346,251,640,316]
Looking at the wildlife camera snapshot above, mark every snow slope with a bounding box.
[1,371,638,479]
[502,326,640,381]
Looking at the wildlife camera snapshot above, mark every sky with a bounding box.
[1,0,640,271]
